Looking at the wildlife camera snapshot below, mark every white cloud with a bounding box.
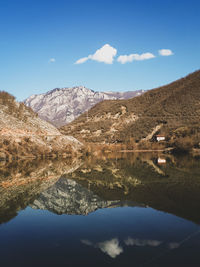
[159,49,174,56]
[124,237,162,247]
[49,58,56,63]
[117,52,155,64]
[117,54,134,64]
[75,44,117,64]
[75,57,89,64]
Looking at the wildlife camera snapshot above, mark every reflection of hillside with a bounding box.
[67,154,200,224]
[0,158,82,223]
[1,154,200,224]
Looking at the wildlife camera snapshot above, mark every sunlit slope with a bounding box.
[61,70,200,143]
[0,91,83,159]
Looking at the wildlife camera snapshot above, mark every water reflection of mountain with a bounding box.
[0,158,82,223]
[30,178,131,215]
[67,154,200,224]
[0,153,200,224]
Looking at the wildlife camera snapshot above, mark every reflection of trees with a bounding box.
[1,154,200,224]
[67,154,200,224]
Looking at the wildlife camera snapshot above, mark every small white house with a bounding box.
[157,157,166,164]
[156,135,165,142]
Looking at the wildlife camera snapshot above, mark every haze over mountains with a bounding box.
[61,70,200,144]
[24,86,144,127]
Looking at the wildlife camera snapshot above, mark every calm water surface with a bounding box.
[0,153,200,266]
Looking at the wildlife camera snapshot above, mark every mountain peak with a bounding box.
[24,87,144,127]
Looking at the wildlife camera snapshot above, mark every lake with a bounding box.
[0,153,200,266]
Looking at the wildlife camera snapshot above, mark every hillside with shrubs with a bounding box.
[61,70,200,151]
[0,91,83,160]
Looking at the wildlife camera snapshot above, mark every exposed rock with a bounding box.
[0,91,83,159]
[24,86,145,127]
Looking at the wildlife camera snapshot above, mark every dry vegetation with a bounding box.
[0,91,36,120]
[0,91,83,160]
[61,70,200,152]
[0,136,76,161]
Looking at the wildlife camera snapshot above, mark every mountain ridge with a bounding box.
[60,70,200,147]
[24,86,145,127]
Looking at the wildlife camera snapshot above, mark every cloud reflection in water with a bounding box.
[81,238,123,258]
[81,237,180,259]
[124,237,162,247]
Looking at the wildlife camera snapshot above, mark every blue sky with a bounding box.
[0,0,199,100]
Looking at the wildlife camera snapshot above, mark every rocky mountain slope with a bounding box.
[61,70,200,145]
[24,86,144,127]
[0,91,83,160]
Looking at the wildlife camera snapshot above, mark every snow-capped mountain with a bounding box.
[24,86,145,127]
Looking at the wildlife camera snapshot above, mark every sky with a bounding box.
[0,0,199,100]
